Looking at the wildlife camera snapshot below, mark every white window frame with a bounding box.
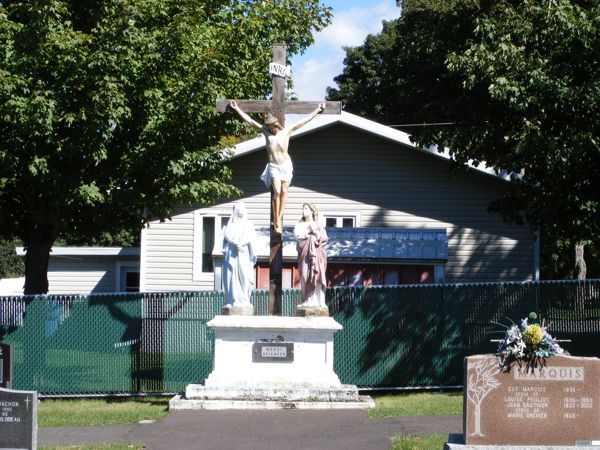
[115,262,140,293]
[322,211,360,228]
[192,211,230,281]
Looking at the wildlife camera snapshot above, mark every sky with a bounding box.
[288,0,401,103]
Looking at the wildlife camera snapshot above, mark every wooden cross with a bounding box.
[216,44,341,315]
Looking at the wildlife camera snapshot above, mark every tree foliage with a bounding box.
[0,238,24,278]
[0,0,331,293]
[328,0,600,277]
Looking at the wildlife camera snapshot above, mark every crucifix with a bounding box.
[216,44,341,315]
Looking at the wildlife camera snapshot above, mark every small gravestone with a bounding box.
[0,343,12,389]
[0,387,37,450]
[463,354,600,446]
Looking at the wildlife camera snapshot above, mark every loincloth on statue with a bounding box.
[260,157,293,187]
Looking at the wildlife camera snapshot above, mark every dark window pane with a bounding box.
[202,216,215,272]
[326,218,337,227]
[342,218,354,228]
[221,216,229,229]
[125,272,140,292]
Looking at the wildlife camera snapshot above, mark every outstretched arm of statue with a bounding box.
[229,100,263,131]
[288,102,325,134]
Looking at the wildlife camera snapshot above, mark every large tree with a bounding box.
[328,0,600,278]
[0,0,331,294]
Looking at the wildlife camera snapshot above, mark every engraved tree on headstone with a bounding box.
[467,357,501,436]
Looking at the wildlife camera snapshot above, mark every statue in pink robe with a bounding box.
[293,203,328,307]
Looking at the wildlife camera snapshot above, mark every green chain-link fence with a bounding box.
[1,280,599,394]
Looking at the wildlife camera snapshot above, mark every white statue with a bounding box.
[222,202,257,312]
[228,100,325,233]
[294,203,328,308]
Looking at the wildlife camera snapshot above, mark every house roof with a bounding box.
[16,247,140,257]
[213,227,448,262]
[229,111,510,180]
[324,227,447,261]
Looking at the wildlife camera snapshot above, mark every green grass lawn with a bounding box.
[38,397,170,427]
[369,391,463,419]
[391,433,450,450]
[38,392,461,427]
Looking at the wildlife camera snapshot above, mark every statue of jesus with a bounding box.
[228,100,325,233]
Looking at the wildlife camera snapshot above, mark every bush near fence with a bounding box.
[1,280,599,395]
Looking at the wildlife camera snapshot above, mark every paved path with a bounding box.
[39,410,462,450]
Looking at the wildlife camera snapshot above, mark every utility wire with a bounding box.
[388,122,456,128]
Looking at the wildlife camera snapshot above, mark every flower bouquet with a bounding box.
[494,316,564,370]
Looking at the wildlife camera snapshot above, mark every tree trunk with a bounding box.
[473,403,483,436]
[23,223,57,295]
[575,243,587,280]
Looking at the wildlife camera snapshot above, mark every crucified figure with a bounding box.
[228,100,325,233]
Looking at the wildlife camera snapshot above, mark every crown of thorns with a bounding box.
[264,115,280,126]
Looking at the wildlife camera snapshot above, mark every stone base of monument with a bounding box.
[295,305,329,317]
[169,315,374,410]
[221,304,254,316]
[444,433,600,449]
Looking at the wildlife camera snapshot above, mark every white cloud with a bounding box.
[318,2,399,49]
[290,0,400,101]
[291,54,343,101]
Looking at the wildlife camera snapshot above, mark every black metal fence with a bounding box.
[1,279,599,395]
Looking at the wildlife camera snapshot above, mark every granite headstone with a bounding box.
[0,387,37,450]
[0,343,12,389]
[464,354,600,446]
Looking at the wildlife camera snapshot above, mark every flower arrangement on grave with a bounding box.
[494,314,564,369]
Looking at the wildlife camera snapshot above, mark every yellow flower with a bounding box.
[523,324,543,346]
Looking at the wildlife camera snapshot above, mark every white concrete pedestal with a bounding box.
[169,315,373,410]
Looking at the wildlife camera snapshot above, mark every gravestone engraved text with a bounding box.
[0,387,37,450]
[464,354,600,446]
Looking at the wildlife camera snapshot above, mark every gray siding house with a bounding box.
[141,112,537,292]
[16,247,140,295]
